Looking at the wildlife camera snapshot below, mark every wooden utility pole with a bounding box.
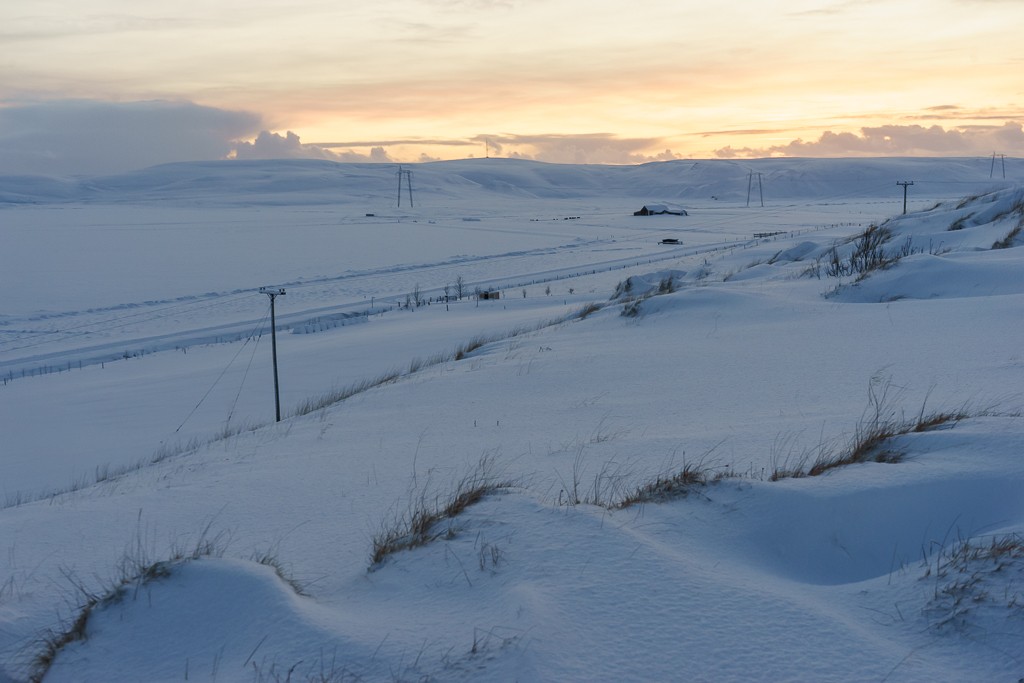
[260,287,286,422]
[897,181,914,215]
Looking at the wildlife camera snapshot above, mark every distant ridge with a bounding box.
[0,157,1016,206]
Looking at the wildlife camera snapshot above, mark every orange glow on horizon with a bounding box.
[2,0,1023,165]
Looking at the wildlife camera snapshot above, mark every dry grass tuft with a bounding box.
[575,302,603,320]
[293,369,402,417]
[992,222,1023,249]
[251,546,308,597]
[924,533,1024,631]
[30,523,228,682]
[370,456,516,568]
[772,379,977,481]
[614,462,716,508]
[454,334,491,361]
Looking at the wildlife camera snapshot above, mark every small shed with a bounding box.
[634,204,688,216]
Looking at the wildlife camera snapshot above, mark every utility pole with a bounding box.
[991,152,1006,179]
[396,166,414,207]
[260,287,286,422]
[897,181,914,215]
[746,172,764,207]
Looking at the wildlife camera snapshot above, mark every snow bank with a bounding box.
[610,269,688,299]
[3,158,1024,682]
[834,250,1024,301]
[44,415,1024,682]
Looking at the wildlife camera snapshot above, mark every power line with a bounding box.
[225,317,266,428]
[172,307,270,434]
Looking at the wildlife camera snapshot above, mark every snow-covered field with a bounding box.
[1,157,1023,682]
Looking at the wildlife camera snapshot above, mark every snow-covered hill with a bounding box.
[0,156,1005,205]
[1,158,1023,682]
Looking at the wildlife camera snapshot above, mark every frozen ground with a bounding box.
[1,157,1023,681]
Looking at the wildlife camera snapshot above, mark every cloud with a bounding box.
[349,146,394,163]
[233,131,395,163]
[715,122,1024,158]
[232,130,332,160]
[314,138,475,148]
[696,128,793,138]
[0,99,262,176]
[472,133,681,164]
[310,132,681,164]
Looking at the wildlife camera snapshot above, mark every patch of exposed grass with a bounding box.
[800,257,823,280]
[556,447,636,508]
[553,438,732,510]
[620,297,644,318]
[824,224,908,279]
[923,533,1024,631]
[614,462,725,508]
[956,192,987,210]
[2,434,214,511]
[614,274,681,318]
[452,323,545,361]
[453,334,491,361]
[251,546,309,597]
[249,656,362,683]
[370,455,516,568]
[658,274,678,293]
[989,194,1024,223]
[771,380,976,481]
[292,369,403,417]
[612,277,634,298]
[30,523,228,682]
[992,221,1023,249]
[575,302,603,320]
[947,213,972,231]
[30,604,92,683]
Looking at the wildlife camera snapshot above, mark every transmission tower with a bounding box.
[397,165,414,207]
[746,172,764,207]
[991,152,1006,179]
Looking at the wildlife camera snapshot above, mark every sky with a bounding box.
[1,0,1023,174]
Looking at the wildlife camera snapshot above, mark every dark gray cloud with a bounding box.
[716,122,1024,158]
[0,99,262,176]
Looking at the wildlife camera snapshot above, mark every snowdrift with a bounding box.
[2,158,1023,682]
